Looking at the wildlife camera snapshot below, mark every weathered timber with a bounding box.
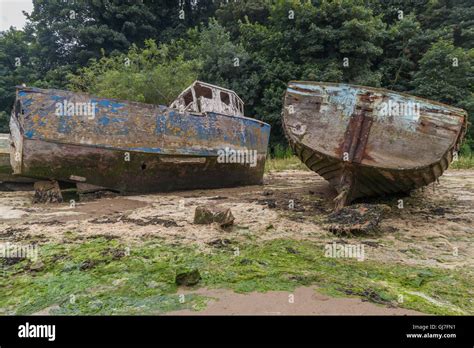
[33,180,63,203]
[0,133,35,185]
[10,81,270,193]
[327,204,391,236]
[194,204,235,227]
[282,81,467,209]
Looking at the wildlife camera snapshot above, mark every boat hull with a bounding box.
[18,138,266,192]
[10,87,270,193]
[282,81,467,208]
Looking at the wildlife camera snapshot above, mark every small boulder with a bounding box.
[194,205,234,227]
[29,261,45,272]
[175,269,201,286]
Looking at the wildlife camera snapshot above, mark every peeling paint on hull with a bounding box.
[283,81,467,209]
[10,87,270,193]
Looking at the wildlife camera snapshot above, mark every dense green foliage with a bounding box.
[0,0,472,148]
[67,40,201,105]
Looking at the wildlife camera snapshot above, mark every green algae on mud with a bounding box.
[0,237,472,315]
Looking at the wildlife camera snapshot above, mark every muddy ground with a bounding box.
[1,169,473,314]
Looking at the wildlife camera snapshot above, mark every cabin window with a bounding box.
[220,92,230,106]
[183,90,193,107]
[194,84,213,100]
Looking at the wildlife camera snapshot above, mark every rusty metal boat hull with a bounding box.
[10,87,270,193]
[282,81,467,209]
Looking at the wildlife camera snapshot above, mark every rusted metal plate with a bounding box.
[283,81,467,208]
[10,83,270,193]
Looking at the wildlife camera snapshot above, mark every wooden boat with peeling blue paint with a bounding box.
[282,81,467,209]
[10,81,270,193]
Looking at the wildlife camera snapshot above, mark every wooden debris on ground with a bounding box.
[194,204,235,227]
[32,180,63,203]
[327,204,391,236]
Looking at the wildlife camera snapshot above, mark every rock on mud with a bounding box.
[29,261,45,272]
[327,204,391,236]
[32,180,63,204]
[194,205,235,227]
[175,269,201,286]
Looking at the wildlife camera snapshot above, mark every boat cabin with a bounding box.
[170,81,244,117]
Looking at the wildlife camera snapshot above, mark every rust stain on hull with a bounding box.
[340,108,373,164]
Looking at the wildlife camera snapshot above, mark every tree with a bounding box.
[412,40,474,145]
[215,0,270,38]
[68,40,201,105]
[379,14,434,92]
[234,0,387,143]
[0,28,42,132]
[24,0,219,71]
[24,0,157,69]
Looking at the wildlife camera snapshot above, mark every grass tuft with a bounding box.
[450,155,474,169]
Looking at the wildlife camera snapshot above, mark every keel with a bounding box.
[333,168,353,211]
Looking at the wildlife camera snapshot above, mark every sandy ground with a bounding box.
[167,286,420,315]
[1,169,473,314]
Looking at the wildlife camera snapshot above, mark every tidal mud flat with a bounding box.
[0,169,473,315]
